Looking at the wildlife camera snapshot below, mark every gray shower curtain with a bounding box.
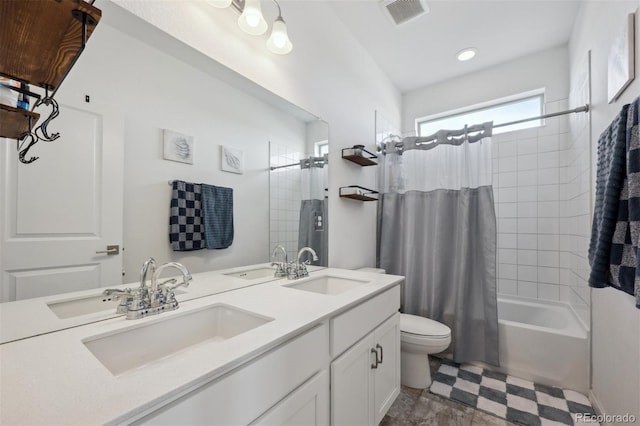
[298,199,328,266]
[377,130,499,366]
[298,156,328,266]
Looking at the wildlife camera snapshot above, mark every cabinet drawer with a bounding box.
[330,285,400,358]
[133,323,329,425]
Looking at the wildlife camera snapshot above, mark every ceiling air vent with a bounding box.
[381,0,429,26]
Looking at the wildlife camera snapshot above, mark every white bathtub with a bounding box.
[490,296,589,393]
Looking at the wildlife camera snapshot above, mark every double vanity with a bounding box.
[0,264,403,425]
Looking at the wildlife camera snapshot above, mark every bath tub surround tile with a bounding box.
[498,279,518,296]
[517,170,538,187]
[518,265,538,281]
[498,264,518,280]
[499,248,518,263]
[518,234,538,249]
[537,283,560,301]
[517,281,538,298]
[516,250,537,267]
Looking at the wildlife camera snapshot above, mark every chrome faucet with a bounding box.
[139,257,157,291]
[271,245,288,277]
[151,262,192,308]
[287,247,318,279]
[297,247,318,265]
[104,258,192,320]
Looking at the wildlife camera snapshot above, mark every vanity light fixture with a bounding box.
[238,0,268,35]
[266,1,292,54]
[456,47,477,61]
[210,0,293,54]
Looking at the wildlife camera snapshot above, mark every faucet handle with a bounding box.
[158,278,177,288]
[103,288,132,298]
[164,276,192,292]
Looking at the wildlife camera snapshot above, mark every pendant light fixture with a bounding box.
[210,0,293,55]
[266,1,292,55]
[237,0,268,35]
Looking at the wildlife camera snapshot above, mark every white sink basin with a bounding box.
[47,294,122,319]
[47,289,185,319]
[284,276,368,295]
[224,267,277,280]
[83,304,273,375]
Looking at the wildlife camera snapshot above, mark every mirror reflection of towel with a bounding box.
[202,184,234,249]
[169,180,205,251]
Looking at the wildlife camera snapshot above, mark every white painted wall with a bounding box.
[569,1,640,421]
[58,22,310,278]
[403,46,569,135]
[104,0,402,270]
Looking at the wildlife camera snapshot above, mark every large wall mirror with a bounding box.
[269,120,329,267]
[0,2,328,341]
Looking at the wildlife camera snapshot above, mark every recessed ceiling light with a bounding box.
[457,48,477,61]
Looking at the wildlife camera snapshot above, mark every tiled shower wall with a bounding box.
[493,98,591,327]
[269,143,302,261]
[562,56,592,328]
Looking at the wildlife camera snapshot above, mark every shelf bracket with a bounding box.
[14,9,98,164]
[16,90,60,164]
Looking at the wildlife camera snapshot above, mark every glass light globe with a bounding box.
[238,0,267,35]
[266,17,293,54]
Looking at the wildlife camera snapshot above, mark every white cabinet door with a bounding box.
[0,99,124,302]
[252,371,329,426]
[330,312,401,426]
[331,333,375,426]
[373,313,401,425]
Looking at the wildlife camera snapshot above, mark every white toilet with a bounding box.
[357,268,452,389]
[400,313,451,388]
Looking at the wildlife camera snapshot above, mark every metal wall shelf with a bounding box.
[342,145,378,166]
[339,185,379,202]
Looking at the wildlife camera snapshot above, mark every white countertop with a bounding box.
[0,263,323,344]
[0,267,403,425]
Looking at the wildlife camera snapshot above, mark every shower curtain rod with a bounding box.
[270,157,327,171]
[381,103,590,152]
[493,104,589,129]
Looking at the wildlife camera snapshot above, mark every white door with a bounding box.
[373,313,401,425]
[331,333,374,426]
[0,98,124,302]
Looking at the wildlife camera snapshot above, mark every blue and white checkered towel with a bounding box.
[589,96,640,308]
[169,180,205,251]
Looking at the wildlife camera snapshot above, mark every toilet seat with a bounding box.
[400,313,451,338]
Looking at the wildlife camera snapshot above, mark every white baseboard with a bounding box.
[589,389,608,425]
